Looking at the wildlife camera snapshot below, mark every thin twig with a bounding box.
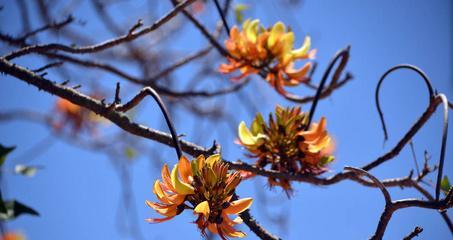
[305,45,351,129]
[4,0,196,60]
[402,226,423,240]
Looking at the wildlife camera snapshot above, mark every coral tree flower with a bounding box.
[219,19,316,96]
[1,232,26,240]
[53,97,103,135]
[146,154,253,239]
[237,106,334,195]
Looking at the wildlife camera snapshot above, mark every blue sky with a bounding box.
[0,0,452,239]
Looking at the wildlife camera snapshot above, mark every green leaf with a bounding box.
[319,156,335,166]
[0,144,16,167]
[440,175,451,195]
[15,165,38,177]
[0,200,39,221]
[234,3,249,24]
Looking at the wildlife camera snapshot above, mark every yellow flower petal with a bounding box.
[241,19,251,32]
[224,197,253,215]
[245,19,260,43]
[291,36,311,59]
[205,154,221,166]
[194,200,210,217]
[238,121,267,146]
[171,164,195,195]
[268,21,286,48]
[238,121,257,145]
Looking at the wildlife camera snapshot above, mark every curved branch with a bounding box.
[362,95,443,171]
[344,166,391,204]
[435,93,449,200]
[283,46,352,105]
[375,64,435,140]
[114,85,183,159]
[305,45,351,129]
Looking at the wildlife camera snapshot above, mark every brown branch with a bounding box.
[232,193,280,240]
[403,226,423,240]
[144,46,213,83]
[362,95,443,171]
[42,52,249,98]
[345,167,452,240]
[0,57,208,157]
[171,0,231,58]
[4,0,196,60]
[2,57,451,239]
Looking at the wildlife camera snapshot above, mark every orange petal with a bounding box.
[286,62,311,81]
[161,164,177,192]
[145,216,174,223]
[220,222,246,238]
[224,198,253,215]
[300,117,327,142]
[207,223,219,234]
[178,156,193,184]
[145,200,177,217]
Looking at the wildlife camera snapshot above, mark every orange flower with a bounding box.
[219,19,316,96]
[146,154,253,239]
[1,232,25,240]
[53,96,103,135]
[237,106,334,195]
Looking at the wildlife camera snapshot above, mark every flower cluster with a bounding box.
[237,106,334,195]
[53,97,103,135]
[219,19,316,96]
[1,232,25,240]
[146,154,253,239]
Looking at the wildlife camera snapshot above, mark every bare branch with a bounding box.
[4,0,196,60]
[403,227,423,240]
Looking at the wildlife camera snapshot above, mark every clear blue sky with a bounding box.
[0,0,452,239]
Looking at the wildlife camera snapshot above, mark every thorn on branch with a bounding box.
[128,19,143,35]
[60,80,70,85]
[403,226,423,240]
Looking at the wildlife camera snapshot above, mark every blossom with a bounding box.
[237,106,334,195]
[53,97,103,135]
[1,232,25,240]
[219,19,316,96]
[146,154,253,239]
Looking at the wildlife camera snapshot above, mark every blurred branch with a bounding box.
[4,0,196,60]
